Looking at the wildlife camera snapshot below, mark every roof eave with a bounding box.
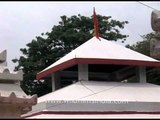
[36,58,160,80]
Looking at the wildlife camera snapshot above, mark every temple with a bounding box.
[0,50,37,118]
[22,36,160,118]
[22,10,160,118]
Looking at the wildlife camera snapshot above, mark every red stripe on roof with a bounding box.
[36,59,76,80]
[76,58,160,66]
[36,58,160,80]
[22,111,160,118]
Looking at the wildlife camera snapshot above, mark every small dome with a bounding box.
[3,68,10,73]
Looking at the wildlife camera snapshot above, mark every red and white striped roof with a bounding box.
[23,113,160,119]
[22,81,160,118]
[37,36,160,79]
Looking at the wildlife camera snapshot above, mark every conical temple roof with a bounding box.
[37,37,160,79]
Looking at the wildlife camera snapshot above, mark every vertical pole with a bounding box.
[136,66,146,83]
[51,72,61,91]
[78,64,88,81]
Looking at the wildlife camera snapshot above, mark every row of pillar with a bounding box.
[51,64,146,91]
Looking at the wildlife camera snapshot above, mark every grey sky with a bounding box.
[0,1,159,70]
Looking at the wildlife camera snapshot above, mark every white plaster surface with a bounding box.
[38,81,160,102]
[39,37,160,74]
[23,81,160,118]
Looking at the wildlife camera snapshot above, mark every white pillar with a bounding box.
[51,72,61,91]
[51,74,55,91]
[78,64,88,81]
[136,66,146,83]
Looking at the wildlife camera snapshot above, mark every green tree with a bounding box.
[13,14,129,97]
[125,32,156,56]
[126,32,160,85]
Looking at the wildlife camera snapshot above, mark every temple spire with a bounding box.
[93,7,100,40]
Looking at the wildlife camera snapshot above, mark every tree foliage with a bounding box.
[126,33,156,56]
[126,32,160,85]
[13,14,129,97]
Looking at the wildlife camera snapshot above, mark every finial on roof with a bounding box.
[93,7,100,40]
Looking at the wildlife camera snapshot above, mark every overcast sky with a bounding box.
[0,1,159,70]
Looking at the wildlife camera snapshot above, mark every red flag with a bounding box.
[93,7,100,40]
